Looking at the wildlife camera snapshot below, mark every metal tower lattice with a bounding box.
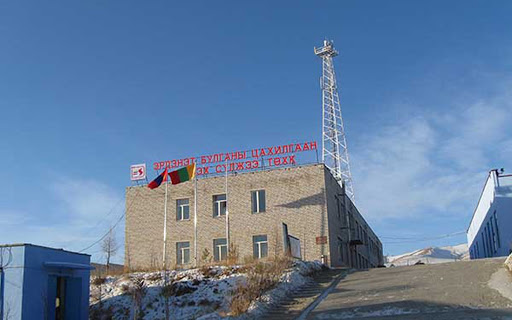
[314,40,355,202]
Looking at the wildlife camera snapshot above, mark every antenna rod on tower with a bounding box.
[314,40,355,202]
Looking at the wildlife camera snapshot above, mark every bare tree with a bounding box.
[102,228,119,273]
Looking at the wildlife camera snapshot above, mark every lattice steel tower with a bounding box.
[314,40,355,202]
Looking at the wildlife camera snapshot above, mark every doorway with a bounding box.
[55,276,66,320]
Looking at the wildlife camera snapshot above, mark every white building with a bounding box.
[467,169,512,259]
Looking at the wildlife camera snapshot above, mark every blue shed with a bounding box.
[0,244,92,320]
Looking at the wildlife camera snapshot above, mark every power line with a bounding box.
[79,188,142,253]
[379,231,465,240]
[82,195,125,238]
[380,231,466,244]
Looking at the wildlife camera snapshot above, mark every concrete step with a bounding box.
[262,268,349,319]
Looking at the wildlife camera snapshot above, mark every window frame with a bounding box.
[176,198,190,221]
[490,216,496,253]
[213,194,227,217]
[213,238,228,261]
[176,241,190,265]
[486,223,493,256]
[251,190,266,214]
[482,231,488,257]
[252,235,268,259]
[337,238,344,263]
[493,211,501,249]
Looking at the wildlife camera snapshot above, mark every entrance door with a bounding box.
[55,276,66,320]
[48,275,83,320]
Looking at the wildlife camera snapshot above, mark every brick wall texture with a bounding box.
[125,164,383,269]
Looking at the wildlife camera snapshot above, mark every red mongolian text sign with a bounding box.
[153,141,317,176]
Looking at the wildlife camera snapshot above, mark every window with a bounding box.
[213,194,227,217]
[486,223,493,256]
[335,195,343,220]
[493,211,501,249]
[337,239,344,263]
[176,199,190,220]
[490,217,496,253]
[251,190,266,213]
[213,238,228,261]
[253,235,268,259]
[176,242,190,265]
[482,231,488,257]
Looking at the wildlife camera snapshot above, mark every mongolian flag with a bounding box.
[147,168,168,189]
[169,164,196,185]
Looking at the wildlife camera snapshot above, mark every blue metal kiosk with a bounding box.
[0,244,92,319]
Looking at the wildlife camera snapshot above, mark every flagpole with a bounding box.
[225,159,230,251]
[163,179,168,269]
[163,179,170,320]
[194,173,198,267]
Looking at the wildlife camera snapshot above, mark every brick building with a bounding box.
[125,163,383,269]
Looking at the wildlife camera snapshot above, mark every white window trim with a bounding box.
[179,247,190,264]
[177,243,190,265]
[214,196,227,217]
[178,200,190,221]
[215,243,228,261]
[252,190,265,213]
[254,239,268,259]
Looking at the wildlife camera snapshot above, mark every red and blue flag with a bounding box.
[148,168,168,189]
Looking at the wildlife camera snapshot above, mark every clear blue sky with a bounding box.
[1,1,511,262]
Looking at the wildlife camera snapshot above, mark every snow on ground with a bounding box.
[506,253,512,272]
[243,260,323,319]
[90,266,241,319]
[386,243,469,266]
[90,260,323,319]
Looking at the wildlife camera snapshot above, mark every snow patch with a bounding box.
[505,253,512,273]
[90,260,323,319]
[243,260,324,318]
[387,243,469,266]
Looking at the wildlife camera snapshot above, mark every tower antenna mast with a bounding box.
[314,40,355,202]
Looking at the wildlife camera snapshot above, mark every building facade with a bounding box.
[125,164,383,269]
[0,244,91,320]
[467,169,512,259]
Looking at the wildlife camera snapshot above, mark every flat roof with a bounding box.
[0,243,90,256]
[467,172,512,232]
[127,162,325,189]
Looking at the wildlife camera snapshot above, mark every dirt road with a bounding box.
[307,257,512,319]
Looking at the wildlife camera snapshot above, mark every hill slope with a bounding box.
[387,243,469,266]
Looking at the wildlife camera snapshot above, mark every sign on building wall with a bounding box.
[130,163,147,181]
[316,236,327,245]
[152,141,318,176]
